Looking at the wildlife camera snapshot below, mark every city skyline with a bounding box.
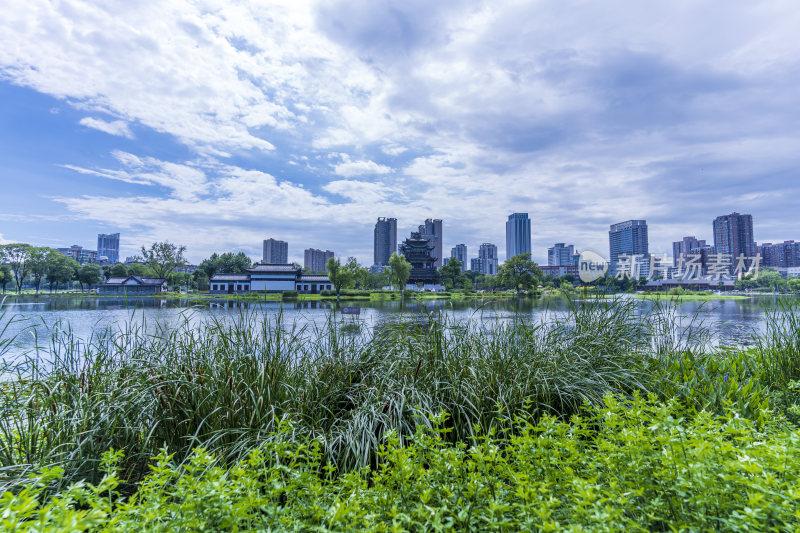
[1,2,799,264]
[13,206,798,271]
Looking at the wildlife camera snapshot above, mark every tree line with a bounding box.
[0,241,189,294]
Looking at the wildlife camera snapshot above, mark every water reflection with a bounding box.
[0,294,796,359]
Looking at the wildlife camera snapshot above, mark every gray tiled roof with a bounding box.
[298,275,331,282]
[211,273,251,281]
[246,264,300,273]
[101,276,166,286]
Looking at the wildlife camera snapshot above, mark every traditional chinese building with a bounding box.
[209,264,332,294]
[400,231,440,285]
[98,276,168,295]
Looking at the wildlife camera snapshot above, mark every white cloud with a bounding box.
[2,1,800,263]
[333,155,392,177]
[78,117,134,138]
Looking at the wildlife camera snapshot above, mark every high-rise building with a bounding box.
[58,245,98,264]
[418,219,443,268]
[760,241,800,268]
[304,248,334,272]
[505,213,531,261]
[263,238,288,264]
[373,217,397,266]
[713,212,756,261]
[471,243,498,275]
[450,244,467,271]
[547,243,579,266]
[609,220,649,275]
[97,233,120,263]
[672,236,707,267]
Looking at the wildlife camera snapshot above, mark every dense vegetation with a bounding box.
[2,297,800,531]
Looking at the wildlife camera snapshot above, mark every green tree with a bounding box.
[0,243,33,294]
[497,253,543,295]
[127,263,156,277]
[388,252,411,295]
[78,264,102,291]
[46,253,78,293]
[438,259,463,289]
[364,268,390,290]
[199,252,251,278]
[193,269,210,291]
[27,247,53,294]
[0,264,12,294]
[108,263,129,278]
[138,242,187,280]
[345,257,369,290]
[326,256,354,302]
[789,278,800,293]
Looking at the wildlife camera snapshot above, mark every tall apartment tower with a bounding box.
[609,220,649,274]
[713,212,756,260]
[304,248,334,272]
[505,213,531,261]
[672,236,707,267]
[373,217,397,266]
[760,241,800,268]
[450,244,467,271]
[263,238,288,264]
[471,243,499,275]
[418,219,443,268]
[97,233,120,263]
[547,243,579,266]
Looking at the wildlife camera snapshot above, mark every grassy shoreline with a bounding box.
[2,297,800,530]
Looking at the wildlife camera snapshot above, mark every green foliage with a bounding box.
[5,397,800,532]
[78,264,102,290]
[46,251,77,292]
[438,259,470,290]
[0,264,12,293]
[0,243,34,293]
[497,253,542,294]
[137,241,187,280]
[281,290,298,298]
[108,263,128,278]
[388,252,411,292]
[736,267,789,292]
[326,256,353,299]
[26,247,52,294]
[344,256,370,289]
[4,297,800,531]
[126,263,156,278]
[192,269,210,291]
[198,252,252,278]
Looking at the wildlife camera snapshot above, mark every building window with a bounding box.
[212,284,217,291]
[237,285,242,291]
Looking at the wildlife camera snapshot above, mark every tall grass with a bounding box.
[1,296,798,490]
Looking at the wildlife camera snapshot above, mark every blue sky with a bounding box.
[1,0,799,265]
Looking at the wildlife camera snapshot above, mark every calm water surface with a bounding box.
[0,293,792,364]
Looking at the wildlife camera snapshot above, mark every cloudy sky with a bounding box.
[1,0,799,265]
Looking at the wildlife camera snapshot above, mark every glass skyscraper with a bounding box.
[373,217,397,266]
[505,213,531,261]
[608,220,649,275]
[97,233,120,263]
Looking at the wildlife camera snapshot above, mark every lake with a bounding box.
[0,293,791,365]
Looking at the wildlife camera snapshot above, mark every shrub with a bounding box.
[5,396,800,532]
[281,290,298,298]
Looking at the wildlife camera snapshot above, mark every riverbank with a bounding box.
[2,297,800,529]
[633,292,751,300]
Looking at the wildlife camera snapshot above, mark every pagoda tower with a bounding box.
[399,231,441,285]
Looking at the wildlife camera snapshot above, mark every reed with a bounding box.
[0,296,797,490]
